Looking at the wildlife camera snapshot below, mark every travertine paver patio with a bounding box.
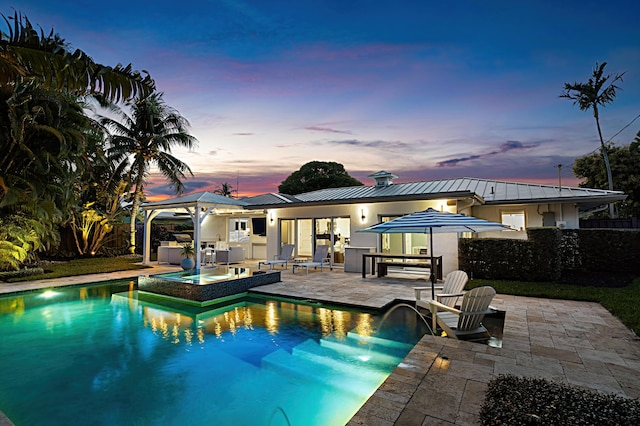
[1,261,639,426]
[252,265,640,425]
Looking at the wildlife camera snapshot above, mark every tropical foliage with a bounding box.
[99,93,197,254]
[0,213,55,270]
[0,11,193,269]
[0,11,154,102]
[278,161,363,194]
[573,134,640,218]
[214,182,235,197]
[561,61,625,217]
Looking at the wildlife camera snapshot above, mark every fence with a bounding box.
[580,217,639,229]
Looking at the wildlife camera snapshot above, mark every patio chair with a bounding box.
[414,270,468,309]
[292,245,331,274]
[258,244,295,270]
[429,285,496,339]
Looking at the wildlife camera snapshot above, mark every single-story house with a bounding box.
[141,171,626,275]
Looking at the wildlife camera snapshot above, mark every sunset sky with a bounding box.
[9,1,640,199]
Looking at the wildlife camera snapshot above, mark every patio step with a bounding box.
[261,344,388,398]
[346,331,415,352]
[319,334,412,367]
[291,338,400,373]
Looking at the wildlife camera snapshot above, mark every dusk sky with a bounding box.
[9,1,640,199]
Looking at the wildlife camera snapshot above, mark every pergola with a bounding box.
[140,192,249,266]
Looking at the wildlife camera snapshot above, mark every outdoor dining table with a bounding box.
[361,252,443,279]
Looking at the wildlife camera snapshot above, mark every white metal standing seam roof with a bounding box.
[142,191,248,209]
[241,178,626,208]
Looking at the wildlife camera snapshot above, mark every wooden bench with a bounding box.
[376,259,442,280]
[377,261,432,277]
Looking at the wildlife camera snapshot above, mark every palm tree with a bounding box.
[99,93,197,254]
[561,62,624,217]
[214,182,234,198]
[1,11,154,103]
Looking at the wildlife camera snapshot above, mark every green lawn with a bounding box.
[4,257,149,282]
[468,278,640,335]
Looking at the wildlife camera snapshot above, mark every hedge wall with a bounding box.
[459,228,640,282]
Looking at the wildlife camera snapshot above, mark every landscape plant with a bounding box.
[0,11,154,103]
[573,133,640,218]
[480,374,640,425]
[561,61,625,218]
[99,92,198,254]
[180,242,196,270]
[278,161,363,195]
[0,10,156,267]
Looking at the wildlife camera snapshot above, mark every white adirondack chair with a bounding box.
[429,285,496,339]
[414,270,468,309]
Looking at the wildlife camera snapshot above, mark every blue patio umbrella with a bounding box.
[359,208,510,299]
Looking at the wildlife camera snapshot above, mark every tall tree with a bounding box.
[213,182,234,197]
[573,134,640,218]
[561,61,625,217]
[278,161,363,195]
[1,11,154,103]
[0,81,92,234]
[99,93,197,254]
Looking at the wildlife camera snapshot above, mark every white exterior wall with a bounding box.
[266,199,581,276]
[472,202,580,240]
[199,214,267,259]
[267,198,461,276]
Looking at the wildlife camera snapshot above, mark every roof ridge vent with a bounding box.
[368,170,398,187]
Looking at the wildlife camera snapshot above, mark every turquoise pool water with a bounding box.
[154,267,251,284]
[0,281,425,425]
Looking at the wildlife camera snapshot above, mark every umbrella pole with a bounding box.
[429,227,436,300]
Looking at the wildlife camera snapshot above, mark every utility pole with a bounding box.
[557,164,562,192]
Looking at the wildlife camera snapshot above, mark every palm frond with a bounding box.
[1,11,155,102]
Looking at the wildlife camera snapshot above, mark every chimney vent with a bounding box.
[368,171,398,187]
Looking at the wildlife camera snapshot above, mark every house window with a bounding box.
[501,211,525,231]
[229,219,250,242]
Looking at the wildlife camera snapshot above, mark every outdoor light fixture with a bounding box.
[361,209,366,220]
[269,214,274,224]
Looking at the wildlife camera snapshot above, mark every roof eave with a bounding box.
[246,191,477,209]
[483,194,628,206]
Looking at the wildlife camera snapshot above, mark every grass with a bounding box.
[3,256,150,282]
[468,277,640,335]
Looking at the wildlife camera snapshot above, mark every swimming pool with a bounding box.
[0,281,426,425]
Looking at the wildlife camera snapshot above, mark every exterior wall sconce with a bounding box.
[361,209,366,221]
[269,214,274,224]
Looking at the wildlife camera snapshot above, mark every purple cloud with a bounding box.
[436,140,539,167]
[304,126,353,134]
[327,139,412,149]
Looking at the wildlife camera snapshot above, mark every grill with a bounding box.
[173,234,192,244]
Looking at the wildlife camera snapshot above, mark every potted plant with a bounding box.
[180,242,196,270]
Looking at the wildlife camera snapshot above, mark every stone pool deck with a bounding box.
[2,261,639,425]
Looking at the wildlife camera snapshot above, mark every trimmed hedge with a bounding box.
[459,228,640,282]
[0,267,44,282]
[480,374,640,425]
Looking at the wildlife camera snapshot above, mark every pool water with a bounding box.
[155,267,251,284]
[0,281,426,425]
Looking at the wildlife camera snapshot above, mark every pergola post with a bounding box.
[142,210,161,264]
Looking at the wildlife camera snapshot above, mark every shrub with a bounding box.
[459,228,640,284]
[0,267,45,282]
[480,374,640,425]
